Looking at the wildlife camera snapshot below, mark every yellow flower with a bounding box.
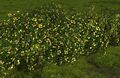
[8,13,12,17]
[32,18,37,22]
[93,43,96,46]
[38,24,43,28]
[17,11,20,13]
[64,50,68,54]
[17,60,20,65]
[34,44,39,49]
[96,27,100,31]
[0,60,3,64]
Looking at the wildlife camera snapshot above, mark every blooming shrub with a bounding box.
[0,2,120,77]
[79,8,110,54]
[0,3,86,76]
[101,8,120,46]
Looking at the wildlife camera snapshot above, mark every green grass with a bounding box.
[86,46,120,78]
[0,0,120,78]
[88,46,120,69]
[41,57,107,78]
[0,0,120,19]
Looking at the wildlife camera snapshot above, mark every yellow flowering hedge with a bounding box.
[0,2,120,77]
[101,8,120,46]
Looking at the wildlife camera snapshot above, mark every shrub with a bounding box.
[0,2,119,77]
[101,8,120,46]
[0,2,86,76]
[79,6,110,54]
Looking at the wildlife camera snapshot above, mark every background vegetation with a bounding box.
[0,0,120,78]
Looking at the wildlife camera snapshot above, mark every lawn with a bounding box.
[0,0,120,78]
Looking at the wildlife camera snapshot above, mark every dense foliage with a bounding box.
[0,2,120,77]
[101,8,120,46]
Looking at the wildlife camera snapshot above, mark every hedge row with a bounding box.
[0,2,120,77]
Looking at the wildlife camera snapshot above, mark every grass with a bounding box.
[86,46,120,78]
[88,46,120,69]
[0,0,120,19]
[0,0,120,78]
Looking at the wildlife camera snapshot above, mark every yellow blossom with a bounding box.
[32,18,37,22]
[38,24,43,28]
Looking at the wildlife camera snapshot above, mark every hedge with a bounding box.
[0,2,120,77]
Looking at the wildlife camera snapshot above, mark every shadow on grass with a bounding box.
[86,46,120,78]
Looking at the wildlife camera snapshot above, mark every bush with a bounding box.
[0,2,86,76]
[79,7,110,54]
[101,8,120,46]
[0,2,120,77]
